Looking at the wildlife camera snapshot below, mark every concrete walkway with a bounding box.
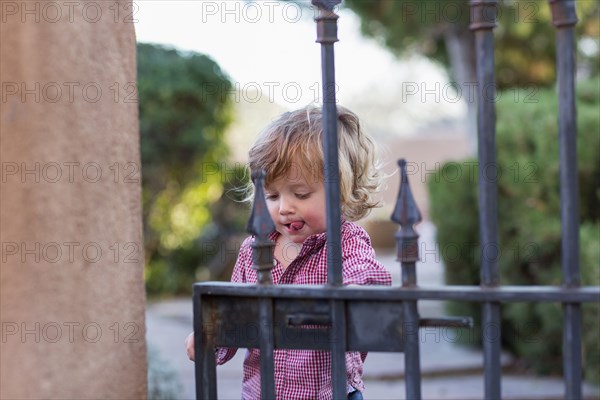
[146,222,600,399]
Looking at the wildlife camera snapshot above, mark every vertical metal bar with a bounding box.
[562,304,583,399]
[469,1,502,399]
[313,1,345,398]
[194,290,217,400]
[330,299,347,399]
[391,159,422,400]
[481,301,501,396]
[313,0,343,287]
[548,1,582,398]
[247,171,277,399]
[258,299,275,399]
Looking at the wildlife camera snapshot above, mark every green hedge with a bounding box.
[145,164,249,296]
[428,78,600,382]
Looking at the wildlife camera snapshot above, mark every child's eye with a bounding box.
[265,193,279,200]
[295,193,311,199]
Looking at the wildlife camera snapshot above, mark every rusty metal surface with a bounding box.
[197,295,407,352]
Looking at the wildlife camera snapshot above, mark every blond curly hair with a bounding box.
[247,105,382,221]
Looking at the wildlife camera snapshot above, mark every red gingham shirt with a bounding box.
[216,221,392,400]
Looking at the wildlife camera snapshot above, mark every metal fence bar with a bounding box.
[194,293,217,399]
[392,159,423,399]
[312,1,346,398]
[197,283,600,303]
[469,1,501,398]
[192,2,600,399]
[258,299,276,399]
[247,172,277,399]
[548,1,583,398]
[313,1,343,287]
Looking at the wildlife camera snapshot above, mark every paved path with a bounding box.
[146,222,600,399]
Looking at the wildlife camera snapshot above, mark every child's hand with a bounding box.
[185,332,195,361]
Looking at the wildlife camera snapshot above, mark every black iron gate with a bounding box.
[193,0,600,398]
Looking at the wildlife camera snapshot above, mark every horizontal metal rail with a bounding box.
[194,283,600,303]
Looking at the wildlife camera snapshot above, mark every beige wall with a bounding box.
[0,1,147,398]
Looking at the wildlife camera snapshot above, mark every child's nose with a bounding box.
[278,196,294,214]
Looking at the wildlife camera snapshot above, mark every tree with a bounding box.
[138,43,232,195]
[346,0,598,87]
[137,43,240,294]
[344,0,599,152]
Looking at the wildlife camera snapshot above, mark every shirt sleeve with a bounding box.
[345,351,367,392]
[341,224,392,286]
[216,236,253,365]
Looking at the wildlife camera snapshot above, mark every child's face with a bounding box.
[264,170,326,245]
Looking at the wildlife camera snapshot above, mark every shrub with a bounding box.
[145,164,249,296]
[428,78,600,382]
[138,43,247,297]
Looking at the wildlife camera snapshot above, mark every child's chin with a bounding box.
[289,235,308,244]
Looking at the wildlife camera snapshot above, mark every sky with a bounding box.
[133,0,464,138]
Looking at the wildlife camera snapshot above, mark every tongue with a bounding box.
[290,221,305,231]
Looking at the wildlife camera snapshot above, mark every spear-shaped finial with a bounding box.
[391,159,422,267]
[247,170,276,284]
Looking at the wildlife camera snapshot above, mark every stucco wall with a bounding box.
[0,1,147,398]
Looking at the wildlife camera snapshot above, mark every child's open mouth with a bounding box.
[285,221,305,232]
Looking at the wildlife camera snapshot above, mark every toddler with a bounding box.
[187,105,392,399]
